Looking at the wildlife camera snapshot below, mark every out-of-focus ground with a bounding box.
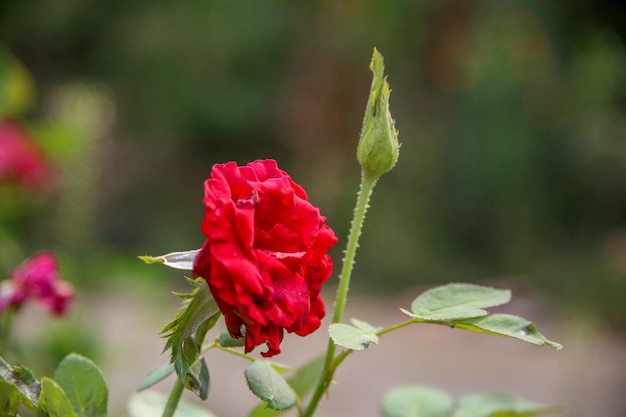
[19,286,626,417]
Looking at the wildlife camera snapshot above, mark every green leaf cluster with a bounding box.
[401,284,562,350]
[328,284,560,357]
[141,255,325,415]
[138,237,562,417]
[381,386,561,417]
[161,278,221,400]
[0,354,108,417]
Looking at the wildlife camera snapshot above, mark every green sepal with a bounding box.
[357,48,400,179]
[328,318,381,350]
[451,314,563,350]
[402,283,511,321]
[244,361,295,411]
[138,249,201,270]
[53,354,108,417]
[183,348,210,401]
[161,279,221,383]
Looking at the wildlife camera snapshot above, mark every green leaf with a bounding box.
[216,330,245,348]
[451,314,563,350]
[328,318,381,350]
[127,390,218,417]
[244,361,295,411]
[53,354,108,417]
[137,363,175,392]
[0,379,20,417]
[381,386,454,417]
[248,355,324,417]
[138,249,200,270]
[162,279,221,381]
[403,284,511,321]
[0,357,40,413]
[184,357,210,401]
[454,393,563,417]
[37,378,78,417]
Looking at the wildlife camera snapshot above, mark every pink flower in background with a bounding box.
[0,119,51,189]
[0,252,73,316]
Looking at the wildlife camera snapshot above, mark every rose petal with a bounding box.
[193,159,337,356]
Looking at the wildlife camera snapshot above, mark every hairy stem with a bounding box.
[302,171,377,417]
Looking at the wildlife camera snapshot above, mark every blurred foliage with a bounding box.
[0,1,625,326]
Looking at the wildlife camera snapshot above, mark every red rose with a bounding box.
[193,160,337,357]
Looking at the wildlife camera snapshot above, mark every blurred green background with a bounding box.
[1,0,626,329]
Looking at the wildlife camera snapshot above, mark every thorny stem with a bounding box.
[302,171,378,417]
[303,294,454,415]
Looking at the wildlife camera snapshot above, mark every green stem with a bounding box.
[332,172,377,325]
[376,319,417,337]
[161,322,212,417]
[329,349,352,373]
[161,378,185,417]
[214,344,256,362]
[302,171,377,417]
[376,318,464,336]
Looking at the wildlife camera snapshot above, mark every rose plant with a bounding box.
[0,49,563,417]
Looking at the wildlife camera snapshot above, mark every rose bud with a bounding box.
[357,48,400,180]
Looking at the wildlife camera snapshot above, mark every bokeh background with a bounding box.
[1,1,625,416]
